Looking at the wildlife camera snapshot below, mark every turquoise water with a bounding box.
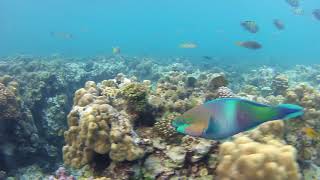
[2,1,320,179]
[1,0,320,63]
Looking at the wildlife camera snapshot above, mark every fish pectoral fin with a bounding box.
[205,116,218,135]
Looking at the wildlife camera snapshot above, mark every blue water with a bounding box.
[1,0,320,63]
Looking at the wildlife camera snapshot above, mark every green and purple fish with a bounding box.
[171,98,303,140]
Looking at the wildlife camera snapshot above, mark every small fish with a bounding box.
[179,42,197,49]
[112,47,121,54]
[50,32,73,40]
[302,127,320,139]
[171,98,303,140]
[286,0,299,7]
[313,9,320,21]
[241,21,259,33]
[236,41,262,50]
[273,19,285,30]
[202,56,212,60]
[292,8,304,15]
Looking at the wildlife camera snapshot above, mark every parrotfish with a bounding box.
[171,98,303,140]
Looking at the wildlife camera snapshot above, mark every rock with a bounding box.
[271,74,289,96]
[208,73,228,91]
[152,137,167,150]
[165,146,186,166]
[303,163,320,180]
[143,155,171,179]
[191,140,212,162]
[208,154,219,169]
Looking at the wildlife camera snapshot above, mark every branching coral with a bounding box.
[153,112,180,140]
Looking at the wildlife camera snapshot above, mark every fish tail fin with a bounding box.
[235,41,242,46]
[276,104,304,120]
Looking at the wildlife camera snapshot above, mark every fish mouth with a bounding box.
[171,118,190,134]
[284,108,304,119]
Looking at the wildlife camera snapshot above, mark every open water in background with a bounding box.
[0,0,320,65]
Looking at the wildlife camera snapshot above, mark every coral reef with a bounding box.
[207,73,228,90]
[0,55,140,171]
[49,167,76,180]
[153,112,180,140]
[272,74,289,96]
[284,83,320,167]
[0,83,20,121]
[216,86,235,98]
[141,135,219,179]
[62,71,230,178]
[2,55,320,179]
[63,80,145,168]
[244,67,275,88]
[121,82,149,113]
[217,121,301,180]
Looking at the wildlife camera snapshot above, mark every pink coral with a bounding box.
[51,167,76,180]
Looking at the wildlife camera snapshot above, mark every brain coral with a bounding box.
[63,81,144,168]
[217,121,301,180]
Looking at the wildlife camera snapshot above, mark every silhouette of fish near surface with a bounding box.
[286,0,299,7]
[274,19,285,30]
[236,41,262,50]
[241,21,259,33]
[171,98,304,140]
[313,9,320,21]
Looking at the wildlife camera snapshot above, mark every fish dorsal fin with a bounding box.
[205,116,218,135]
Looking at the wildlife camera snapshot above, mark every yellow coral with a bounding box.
[63,80,144,168]
[217,121,301,180]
